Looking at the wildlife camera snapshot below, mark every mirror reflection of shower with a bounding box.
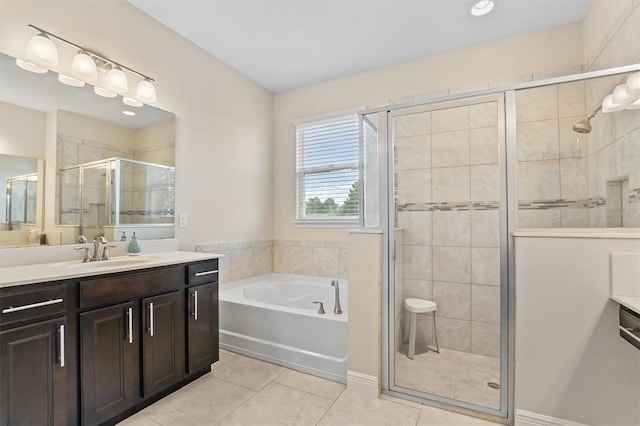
[572,105,602,134]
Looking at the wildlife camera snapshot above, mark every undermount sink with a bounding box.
[65,256,160,269]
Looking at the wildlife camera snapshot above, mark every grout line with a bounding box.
[271,380,339,403]
[314,388,346,426]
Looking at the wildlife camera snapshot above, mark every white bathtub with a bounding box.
[219,273,348,382]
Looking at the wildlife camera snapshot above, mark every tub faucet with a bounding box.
[331,279,342,314]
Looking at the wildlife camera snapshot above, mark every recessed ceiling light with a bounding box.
[471,0,495,17]
[123,110,135,116]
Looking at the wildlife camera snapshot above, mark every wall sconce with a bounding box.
[601,71,640,113]
[16,24,157,106]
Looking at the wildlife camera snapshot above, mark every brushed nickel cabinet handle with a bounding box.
[149,302,154,337]
[59,324,65,368]
[127,307,133,344]
[2,298,63,314]
[193,291,198,321]
[194,270,218,277]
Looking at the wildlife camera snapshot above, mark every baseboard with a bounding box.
[515,409,589,426]
[347,370,380,397]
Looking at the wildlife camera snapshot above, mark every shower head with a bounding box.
[572,118,592,134]
[572,105,602,134]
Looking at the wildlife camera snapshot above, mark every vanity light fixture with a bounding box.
[17,24,158,103]
[471,0,495,17]
[602,94,624,113]
[123,97,143,107]
[599,71,640,113]
[611,83,632,105]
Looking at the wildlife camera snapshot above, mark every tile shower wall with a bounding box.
[396,102,501,358]
[196,239,348,284]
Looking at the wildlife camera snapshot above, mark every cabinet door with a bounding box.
[81,302,140,426]
[187,282,219,373]
[0,318,67,426]
[143,291,184,397]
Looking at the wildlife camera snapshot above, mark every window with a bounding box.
[295,113,359,225]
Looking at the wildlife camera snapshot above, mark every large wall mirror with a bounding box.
[0,52,175,247]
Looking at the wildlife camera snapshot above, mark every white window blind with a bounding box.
[296,114,359,223]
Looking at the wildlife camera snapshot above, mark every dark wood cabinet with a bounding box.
[0,317,67,426]
[187,282,219,373]
[80,302,140,426]
[142,291,184,396]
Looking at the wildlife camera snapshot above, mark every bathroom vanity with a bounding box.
[0,252,220,426]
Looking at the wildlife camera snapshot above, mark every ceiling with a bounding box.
[128,0,593,93]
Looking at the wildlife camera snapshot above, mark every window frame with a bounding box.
[293,108,362,227]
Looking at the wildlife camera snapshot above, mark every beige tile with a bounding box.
[231,248,253,281]
[472,285,500,324]
[559,116,588,159]
[212,355,285,391]
[517,160,560,200]
[470,165,500,202]
[432,106,469,134]
[515,85,558,123]
[434,281,471,320]
[471,210,500,248]
[211,348,238,371]
[313,247,339,278]
[433,246,471,283]
[436,317,472,352]
[432,130,470,168]
[560,208,590,228]
[418,405,500,425]
[288,246,313,275]
[432,167,470,203]
[471,248,500,286]
[470,127,499,165]
[560,158,588,200]
[318,390,420,426]
[273,245,289,273]
[220,382,332,426]
[396,111,431,137]
[472,322,500,358]
[403,279,433,304]
[338,248,349,279]
[518,209,562,228]
[117,413,160,426]
[397,169,432,204]
[252,245,273,275]
[469,102,498,129]
[396,135,431,170]
[403,245,433,281]
[516,119,559,161]
[558,80,586,118]
[274,369,345,401]
[433,211,470,247]
[141,376,254,426]
[616,130,640,177]
[397,211,432,246]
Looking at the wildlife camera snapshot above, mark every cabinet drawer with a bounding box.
[0,284,66,325]
[81,266,182,308]
[187,260,219,286]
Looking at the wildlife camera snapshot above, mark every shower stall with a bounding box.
[360,63,640,422]
[5,173,38,225]
[58,157,175,241]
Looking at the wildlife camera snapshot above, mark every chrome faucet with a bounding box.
[331,279,342,314]
[91,236,108,261]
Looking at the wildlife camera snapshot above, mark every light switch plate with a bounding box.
[179,213,189,228]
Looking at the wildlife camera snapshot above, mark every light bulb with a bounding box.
[58,73,85,87]
[612,83,632,105]
[123,97,143,107]
[602,94,624,113]
[136,79,157,103]
[26,33,58,67]
[105,66,128,93]
[471,0,495,16]
[71,51,97,81]
[16,58,47,73]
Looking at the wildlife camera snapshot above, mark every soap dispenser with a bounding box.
[127,232,141,255]
[119,231,127,241]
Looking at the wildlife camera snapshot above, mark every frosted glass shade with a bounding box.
[105,66,128,93]
[136,79,157,103]
[26,34,58,67]
[123,97,143,107]
[16,58,47,73]
[626,72,640,96]
[58,73,85,87]
[602,94,624,113]
[471,1,494,16]
[71,52,97,81]
[612,83,631,105]
[627,97,640,110]
[94,86,117,98]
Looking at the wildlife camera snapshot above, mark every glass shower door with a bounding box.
[388,94,509,417]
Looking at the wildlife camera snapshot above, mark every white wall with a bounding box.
[0,0,274,250]
[273,23,584,242]
[0,100,46,159]
[514,236,640,425]
[57,110,136,149]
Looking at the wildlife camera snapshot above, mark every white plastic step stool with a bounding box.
[404,298,439,359]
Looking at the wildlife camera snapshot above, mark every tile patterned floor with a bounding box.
[118,350,502,426]
[395,345,501,408]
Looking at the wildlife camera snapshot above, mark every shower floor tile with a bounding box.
[395,345,500,409]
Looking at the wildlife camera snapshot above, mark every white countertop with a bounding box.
[0,251,221,288]
[611,295,640,315]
